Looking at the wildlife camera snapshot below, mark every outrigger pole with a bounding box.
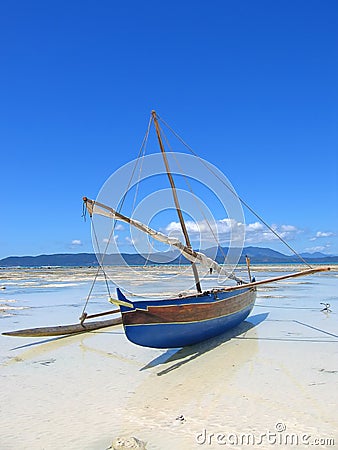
[152,110,202,293]
[221,266,331,292]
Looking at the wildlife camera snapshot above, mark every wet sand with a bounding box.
[0,266,337,449]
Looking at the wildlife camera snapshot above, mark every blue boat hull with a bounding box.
[117,287,256,348]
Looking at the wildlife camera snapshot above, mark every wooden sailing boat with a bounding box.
[81,110,329,348]
[3,110,330,345]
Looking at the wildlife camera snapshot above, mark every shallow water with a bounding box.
[0,265,337,450]
[0,264,337,361]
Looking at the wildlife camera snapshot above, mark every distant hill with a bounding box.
[212,246,338,264]
[0,253,99,267]
[0,253,147,267]
[299,251,328,259]
[0,247,337,267]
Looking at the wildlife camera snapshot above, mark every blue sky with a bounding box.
[0,0,337,259]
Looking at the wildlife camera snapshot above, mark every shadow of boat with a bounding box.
[2,325,125,366]
[114,314,267,443]
[141,312,268,375]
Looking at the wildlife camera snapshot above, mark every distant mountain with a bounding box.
[202,246,338,264]
[221,246,291,263]
[0,247,337,267]
[0,253,99,267]
[0,253,144,267]
[299,251,329,259]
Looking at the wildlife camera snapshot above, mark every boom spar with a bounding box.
[83,197,243,283]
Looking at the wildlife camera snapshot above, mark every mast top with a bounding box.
[151,109,202,293]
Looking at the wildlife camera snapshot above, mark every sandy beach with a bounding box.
[0,266,337,449]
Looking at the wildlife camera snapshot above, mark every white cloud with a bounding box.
[246,222,264,232]
[71,239,82,246]
[310,231,334,241]
[165,218,244,245]
[164,219,302,246]
[166,220,209,233]
[304,245,330,253]
[103,235,118,244]
[280,225,298,232]
[115,224,124,231]
[244,223,302,244]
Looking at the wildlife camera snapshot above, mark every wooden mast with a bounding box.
[151,110,202,293]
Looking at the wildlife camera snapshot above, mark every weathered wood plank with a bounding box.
[122,289,256,325]
[2,317,122,337]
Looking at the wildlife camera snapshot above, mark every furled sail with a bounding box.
[83,197,243,283]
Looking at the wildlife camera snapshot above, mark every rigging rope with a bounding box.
[81,115,153,319]
[158,122,244,282]
[157,114,312,269]
[131,116,152,267]
[81,110,313,321]
[80,216,114,320]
